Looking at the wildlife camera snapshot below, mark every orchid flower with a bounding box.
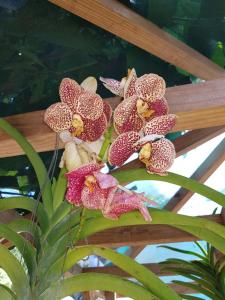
[66,162,155,221]
[44,77,112,171]
[100,68,168,134]
[108,115,177,175]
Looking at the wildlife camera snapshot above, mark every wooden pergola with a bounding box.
[0,1,225,299]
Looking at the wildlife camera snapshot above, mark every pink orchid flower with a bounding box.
[100,68,168,134]
[108,115,177,175]
[65,163,154,221]
[44,77,112,142]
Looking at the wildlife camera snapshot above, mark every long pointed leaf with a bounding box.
[39,273,157,300]
[52,167,67,210]
[0,197,48,232]
[0,118,53,216]
[159,245,206,260]
[113,169,225,208]
[0,284,16,300]
[0,224,36,281]
[0,244,31,300]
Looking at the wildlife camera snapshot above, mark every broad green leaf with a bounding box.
[113,169,225,208]
[0,284,16,300]
[78,209,225,249]
[7,218,41,251]
[0,119,53,216]
[44,246,181,300]
[0,224,36,281]
[0,244,31,300]
[52,167,67,210]
[49,201,73,229]
[39,273,157,300]
[0,197,49,232]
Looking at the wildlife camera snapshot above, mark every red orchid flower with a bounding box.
[65,163,154,221]
[100,68,168,134]
[44,77,112,142]
[108,115,177,175]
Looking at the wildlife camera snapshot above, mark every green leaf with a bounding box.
[0,244,31,300]
[159,245,206,260]
[180,295,204,300]
[112,169,225,208]
[52,167,67,210]
[0,284,16,300]
[0,224,36,281]
[0,197,49,232]
[40,273,157,300]
[45,246,181,300]
[78,209,225,250]
[0,118,53,216]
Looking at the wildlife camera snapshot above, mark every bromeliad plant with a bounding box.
[0,69,225,300]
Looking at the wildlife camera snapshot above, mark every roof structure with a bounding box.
[0,1,225,299]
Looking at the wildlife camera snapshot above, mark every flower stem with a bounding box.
[74,208,86,244]
[98,125,114,160]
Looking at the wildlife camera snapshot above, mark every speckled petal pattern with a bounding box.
[104,191,152,221]
[108,131,140,166]
[114,107,143,134]
[145,97,169,120]
[75,92,104,120]
[135,74,166,101]
[103,101,113,122]
[100,77,124,96]
[145,138,176,175]
[59,78,81,112]
[44,102,72,132]
[124,68,137,99]
[79,113,107,142]
[143,114,177,135]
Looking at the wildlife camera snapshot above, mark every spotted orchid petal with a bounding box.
[81,185,109,210]
[103,191,152,222]
[59,78,81,112]
[143,114,177,136]
[100,76,125,96]
[108,131,140,166]
[123,68,137,98]
[94,172,118,189]
[103,101,113,122]
[75,92,103,121]
[79,113,107,142]
[81,76,97,94]
[44,102,72,132]
[135,74,166,102]
[145,97,169,120]
[113,95,143,134]
[144,138,176,175]
[65,163,103,205]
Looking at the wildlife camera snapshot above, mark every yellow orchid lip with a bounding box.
[84,175,97,192]
[136,99,155,119]
[71,114,84,137]
[139,142,152,166]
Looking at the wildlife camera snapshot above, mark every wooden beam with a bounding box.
[165,138,225,212]
[49,0,225,80]
[1,79,225,158]
[78,215,222,247]
[116,125,225,172]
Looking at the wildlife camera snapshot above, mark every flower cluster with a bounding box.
[44,69,177,221]
[101,69,176,175]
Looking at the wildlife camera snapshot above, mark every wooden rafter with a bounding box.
[48,0,225,80]
[1,79,225,158]
[165,137,225,212]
